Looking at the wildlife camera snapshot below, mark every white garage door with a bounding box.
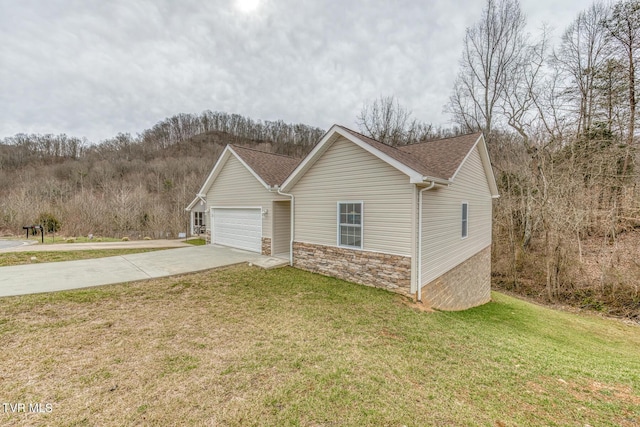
[212,208,262,253]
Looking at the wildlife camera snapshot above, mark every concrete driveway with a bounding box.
[0,240,31,250]
[0,245,288,298]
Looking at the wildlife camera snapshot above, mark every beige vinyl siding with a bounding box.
[272,200,291,255]
[420,145,492,285]
[206,155,288,238]
[291,137,414,256]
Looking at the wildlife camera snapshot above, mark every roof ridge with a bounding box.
[337,125,481,148]
[336,125,398,147]
[230,144,300,160]
[398,131,483,147]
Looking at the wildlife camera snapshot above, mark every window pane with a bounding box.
[462,203,468,238]
[339,203,362,247]
[340,225,361,247]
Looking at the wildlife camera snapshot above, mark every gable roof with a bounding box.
[193,144,301,199]
[396,132,483,180]
[281,125,499,197]
[230,145,301,187]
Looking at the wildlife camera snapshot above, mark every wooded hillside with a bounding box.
[447,0,640,318]
[0,111,323,239]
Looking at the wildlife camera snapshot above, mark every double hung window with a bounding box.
[338,202,362,248]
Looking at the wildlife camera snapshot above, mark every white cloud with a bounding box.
[0,0,588,142]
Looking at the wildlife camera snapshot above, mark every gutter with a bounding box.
[417,181,436,303]
[273,186,295,266]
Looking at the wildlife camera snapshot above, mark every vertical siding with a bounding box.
[291,137,414,256]
[420,146,492,285]
[205,155,288,238]
[272,200,291,255]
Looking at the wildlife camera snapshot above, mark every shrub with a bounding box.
[37,212,61,233]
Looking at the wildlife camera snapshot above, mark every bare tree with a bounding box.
[447,0,527,136]
[604,0,640,175]
[554,2,610,137]
[356,95,417,146]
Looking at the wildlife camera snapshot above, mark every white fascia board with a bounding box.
[196,145,234,197]
[196,145,272,199]
[280,125,342,191]
[185,196,200,211]
[450,134,481,182]
[449,134,500,198]
[476,135,500,197]
[334,127,424,182]
[281,125,425,190]
[480,140,500,198]
[226,146,271,190]
[410,175,451,185]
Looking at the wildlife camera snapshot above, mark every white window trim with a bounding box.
[336,201,364,249]
[194,211,205,227]
[461,201,469,239]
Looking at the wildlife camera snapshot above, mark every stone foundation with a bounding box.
[261,238,271,256]
[205,228,211,244]
[421,246,491,311]
[293,242,412,295]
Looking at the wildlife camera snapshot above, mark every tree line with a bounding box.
[0,112,324,241]
[356,0,639,317]
[463,0,640,318]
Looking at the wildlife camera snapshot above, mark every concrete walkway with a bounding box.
[0,245,288,297]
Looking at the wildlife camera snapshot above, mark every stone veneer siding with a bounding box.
[422,246,491,310]
[261,238,271,256]
[293,242,412,295]
[205,228,211,244]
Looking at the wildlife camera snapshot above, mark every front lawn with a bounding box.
[0,266,638,426]
[0,249,165,267]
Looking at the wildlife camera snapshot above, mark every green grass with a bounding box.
[185,237,206,246]
[0,266,638,426]
[22,235,123,244]
[0,249,164,266]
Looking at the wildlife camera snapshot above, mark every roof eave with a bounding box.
[227,146,271,190]
[280,125,342,192]
[410,176,450,185]
[449,133,500,198]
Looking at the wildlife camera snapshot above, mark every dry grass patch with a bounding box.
[0,266,638,426]
[0,249,164,267]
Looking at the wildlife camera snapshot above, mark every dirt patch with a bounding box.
[396,295,435,312]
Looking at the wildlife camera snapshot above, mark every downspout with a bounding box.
[275,187,295,266]
[417,181,436,302]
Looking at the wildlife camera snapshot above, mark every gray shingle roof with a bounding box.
[230,145,301,186]
[338,126,482,180]
[396,132,483,180]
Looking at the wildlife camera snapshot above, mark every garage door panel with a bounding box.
[212,208,262,253]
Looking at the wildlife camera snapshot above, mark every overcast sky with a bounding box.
[1,0,589,143]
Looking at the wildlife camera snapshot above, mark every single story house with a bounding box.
[187,125,499,310]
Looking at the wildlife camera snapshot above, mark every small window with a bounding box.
[194,212,204,227]
[338,202,362,248]
[461,202,468,238]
